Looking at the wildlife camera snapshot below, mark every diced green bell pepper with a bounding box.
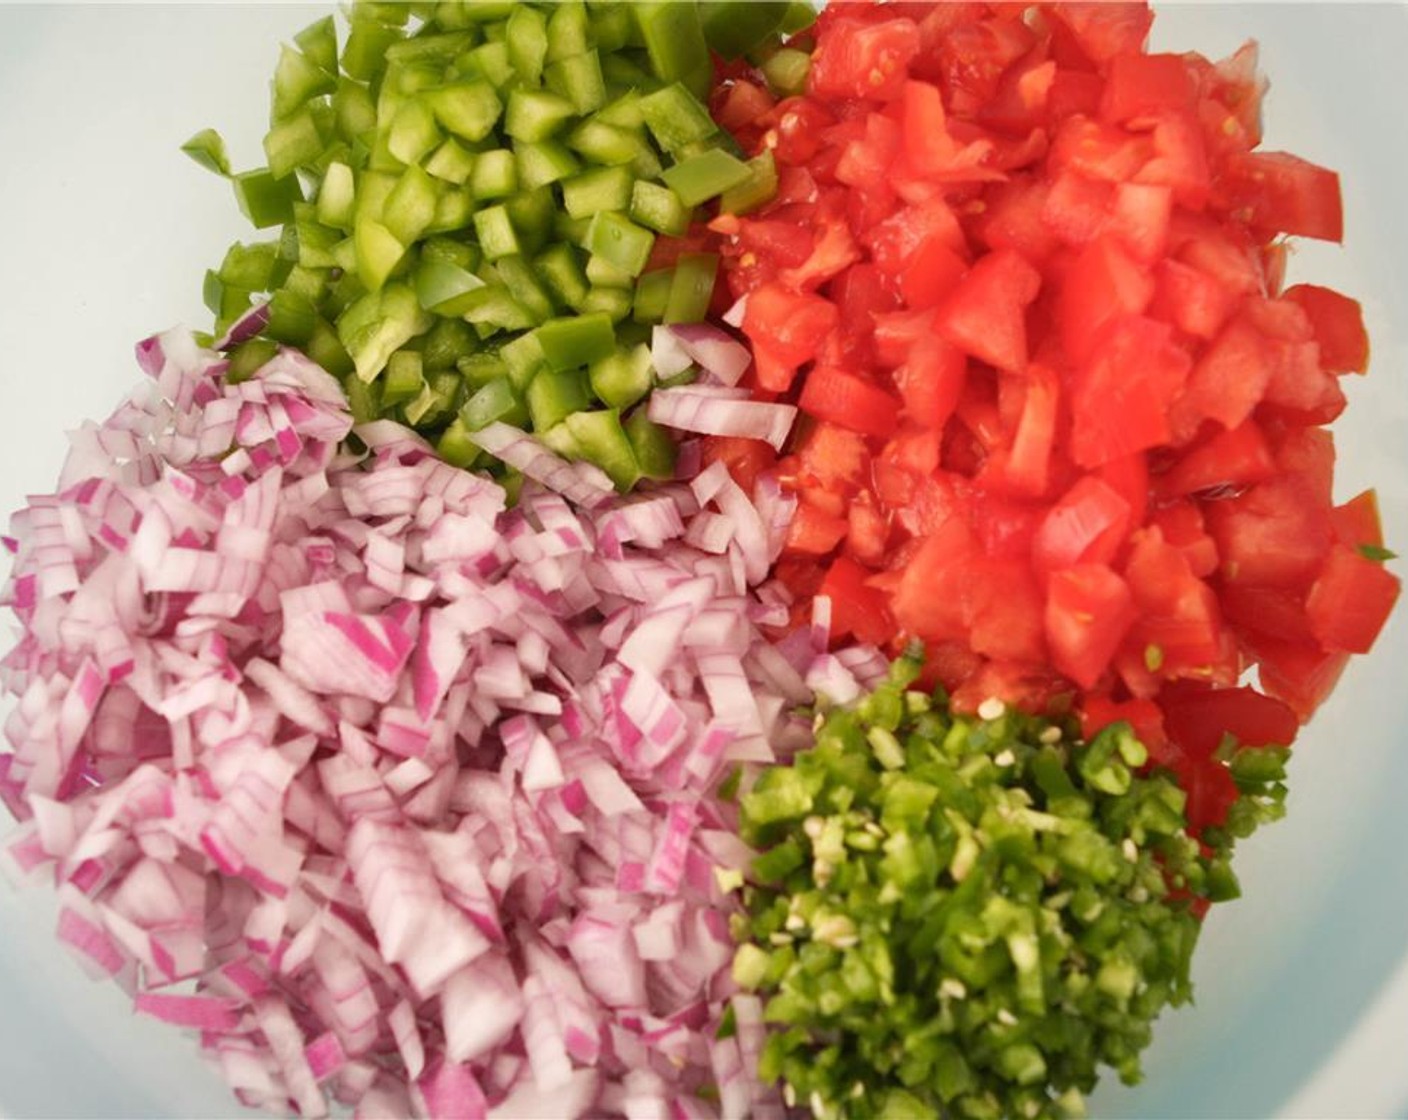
[461,375,528,430]
[536,311,615,371]
[562,166,636,219]
[625,409,679,481]
[545,49,607,115]
[664,252,718,323]
[233,169,303,230]
[382,349,426,406]
[293,15,338,77]
[584,210,655,277]
[661,148,753,207]
[527,366,594,431]
[427,81,503,142]
[272,44,337,120]
[565,407,640,490]
[639,82,718,154]
[415,257,486,315]
[588,342,653,409]
[633,2,712,98]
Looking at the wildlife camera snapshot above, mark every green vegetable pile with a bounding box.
[185,0,806,486]
[735,653,1288,1120]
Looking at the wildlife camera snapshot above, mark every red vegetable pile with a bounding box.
[0,330,863,1118]
[705,0,1400,830]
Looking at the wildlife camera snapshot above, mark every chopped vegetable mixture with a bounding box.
[0,2,1400,1119]
[190,0,807,485]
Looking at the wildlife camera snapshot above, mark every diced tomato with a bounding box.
[917,639,986,695]
[786,495,850,556]
[772,97,836,165]
[894,335,967,430]
[1270,424,1334,504]
[1159,683,1299,755]
[1171,215,1264,296]
[1252,638,1350,721]
[969,559,1048,663]
[998,362,1061,498]
[892,517,978,642]
[1047,3,1155,67]
[847,494,890,564]
[1123,527,1225,676]
[1049,114,1151,183]
[1042,171,1116,246]
[831,261,902,326]
[974,176,1064,264]
[1150,257,1237,340]
[1095,452,1151,532]
[866,199,967,275]
[1080,694,1168,753]
[881,428,943,480]
[1100,52,1196,123]
[820,555,895,647]
[1170,748,1239,833]
[1156,421,1276,499]
[793,422,868,490]
[798,366,902,439]
[741,284,839,391]
[1032,475,1132,573]
[899,237,969,309]
[1069,315,1190,467]
[703,437,776,495]
[899,79,987,180]
[1059,235,1155,364]
[1218,150,1344,242]
[734,220,817,271]
[1283,283,1370,374]
[950,659,1070,716]
[1331,489,1386,552]
[810,14,923,102]
[909,2,989,79]
[933,16,1039,117]
[1305,545,1401,653]
[1181,42,1264,159]
[935,248,1042,371]
[1135,110,1212,209]
[780,217,863,293]
[712,79,776,136]
[1045,563,1136,689]
[707,4,1386,821]
[1048,69,1105,118]
[1174,312,1272,432]
[976,56,1057,136]
[968,493,1042,562]
[1262,341,1346,426]
[1109,182,1173,262]
[873,309,941,369]
[1205,477,1333,589]
[1220,584,1316,646]
[1149,501,1218,578]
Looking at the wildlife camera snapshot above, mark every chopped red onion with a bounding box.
[215,303,273,351]
[648,387,797,453]
[0,329,836,1118]
[657,324,752,387]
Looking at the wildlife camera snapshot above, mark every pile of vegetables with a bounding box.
[736,652,1286,1120]
[702,0,1399,833]
[0,2,1400,1119]
[1,329,834,1117]
[190,0,805,485]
